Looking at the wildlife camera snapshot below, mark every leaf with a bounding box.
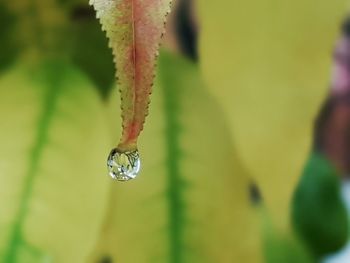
[260,207,313,263]
[291,153,348,258]
[4,0,67,58]
[197,0,349,226]
[0,60,110,262]
[69,10,115,98]
[0,3,18,72]
[0,0,114,97]
[90,0,172,151]
[88,50,263,263]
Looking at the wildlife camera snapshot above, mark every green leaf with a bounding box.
[0,0,115,97]
[291,153,348,258]
[4,0,68,59]
[0,3,18,72]
[197,0,349,227]
[69,13,115,99]
[88,50,263,263]
[0,60,110,262]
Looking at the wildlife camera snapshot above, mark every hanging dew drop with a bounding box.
[107,148,141,181]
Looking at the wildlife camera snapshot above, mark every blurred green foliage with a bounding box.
[0,3,18,72]
[68,8,115,98]
[292,153,348,259]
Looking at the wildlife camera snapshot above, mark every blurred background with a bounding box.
[1,0,350,262]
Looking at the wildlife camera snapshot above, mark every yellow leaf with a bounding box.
[197,0,349,227]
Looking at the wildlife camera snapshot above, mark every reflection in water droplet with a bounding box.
[107,148,141,181]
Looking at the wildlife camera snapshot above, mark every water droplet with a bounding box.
[107,148,141,181]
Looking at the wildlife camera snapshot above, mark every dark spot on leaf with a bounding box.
[99,256,113,263]
[175,0,198,62]
[249,182,263,205]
